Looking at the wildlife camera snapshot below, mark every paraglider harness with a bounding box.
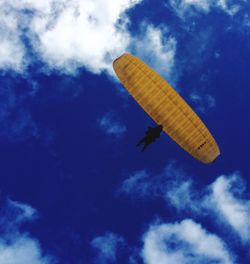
[136,125,163,152]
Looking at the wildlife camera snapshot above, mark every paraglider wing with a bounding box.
[113,53,220,164]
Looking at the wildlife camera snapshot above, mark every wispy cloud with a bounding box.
[3,199,38,224]
[98,111,127,138]
[118,162,250,243]
[90,219,235,264]
[206,174,250,242]
[0,199,57,264]
[117,161,191,203]
[118,170,151,198]
[91,232,125,264]
[167,172,250,243]
[189,91,216,113]
[142,219,234,264]
[131,24,177,84]
[170,0,211,15]
[117,161,196,209]
[169,0,241,18]
[243,14,250,28]
[165,172,250,242]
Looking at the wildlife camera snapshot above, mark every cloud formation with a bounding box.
[118,161,196,210]
[91,232,125,264]
[119,162,250,243]
[30,0,142,74]
[0,0,142,74]
[142,219,234,264]
[98,111,127,137]
[169,0,241,18]
[131,24,177,84]
[0,0,180,81]
[189,91,216,113]
[206,174,250,242]
[0,199,56,264]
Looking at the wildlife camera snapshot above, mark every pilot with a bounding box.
[136,125,163,152]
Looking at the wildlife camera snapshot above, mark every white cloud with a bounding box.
[118,162,250,243]
[206,94,216,108]
[169,0,241,17]
[171,0,211,14]
[243,14,250,28]
[118,161,196,208]
[118,161,208,214]
[0,237,53,264]
[99,111,127,137]
[0,199,56,264]
[189,91,216,113]
[165,179,198,212]
[0,0,142,74]
[30,0,141,74]
[0,2,27,72]
[206,174,250,242]
[118,170,151,198]
[165,171,250,242]
[91,232,125,264]
[5,199,38,224]
[131,24,177,84]
[0,199,38,233]
[0,37,25,73]
[142,219,234,264]
[0,0,179,82]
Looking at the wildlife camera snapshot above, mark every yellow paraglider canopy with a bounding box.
[113,53,220,164]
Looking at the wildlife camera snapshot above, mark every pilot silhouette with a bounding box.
[136,125,163,152]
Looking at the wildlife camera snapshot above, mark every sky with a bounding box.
[0,0,250,263]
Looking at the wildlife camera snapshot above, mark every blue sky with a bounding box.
[0,0,250,263]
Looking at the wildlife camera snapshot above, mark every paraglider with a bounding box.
[113,53,220,164]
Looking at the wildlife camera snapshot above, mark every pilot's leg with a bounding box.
[141,143,149,152]
[136,137,146,146]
